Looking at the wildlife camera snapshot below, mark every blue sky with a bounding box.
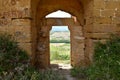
[51,26,69,32]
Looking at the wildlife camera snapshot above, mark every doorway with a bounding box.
[31,0,94,69]
[32,10,85,68]
[50,26,71,69]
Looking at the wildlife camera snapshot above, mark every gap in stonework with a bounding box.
[50,26,71,69]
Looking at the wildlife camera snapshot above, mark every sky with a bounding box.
[46,10,71,31]
[46,10,71,18]
[51,26,69,32]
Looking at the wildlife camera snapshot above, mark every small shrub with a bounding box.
[71,35,120,80]
[71,67,87,79]
[0,34,29,74]
[1,65,66,80]
[0,33,66,80]
[86,35,120,80]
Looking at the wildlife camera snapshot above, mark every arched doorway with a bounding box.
[31,0,93,69]
[33,11,85,68]
[46,10,71,67]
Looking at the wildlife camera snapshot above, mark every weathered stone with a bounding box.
[12,19,31,26]
[115,10,120,17]
[94,17,112,24]
[85,33,110,39]
[105,1,120,9]
[0,0,120,69]
[18,43,32,55]
[84,24,120,33]
[94,0,105,9]
[101,10,115,17]
[93,9,100,17]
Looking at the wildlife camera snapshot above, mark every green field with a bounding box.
[50,31,70,64]
[50,43,70,64]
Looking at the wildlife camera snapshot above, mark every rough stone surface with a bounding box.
[0,0,120,68]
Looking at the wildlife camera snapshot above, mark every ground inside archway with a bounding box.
[50,64,77,80]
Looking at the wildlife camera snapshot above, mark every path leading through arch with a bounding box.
[50,63,77,80]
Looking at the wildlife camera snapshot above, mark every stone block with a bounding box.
[101,10,115,17]
[105,1,120,9]
[12,19,31,26]
[115,10,120,17]
[13,26,31,42]
[46,18,78,26]
[85,17,93,25]
[85,33,110,39]
[73,36,85,43]
[84,39,94,64]
[18,42,32,55]
[0,26,7,33]
[84,24,120,33]
[71,26,83,36]
[93,9,100,17]
[5,26,15,36]
[0,18,11,26]
[0,0,2,10]
[78,43,85,49]
[94,17,112,24]
[112,17,120,24]
[72,48,84,55]
[94,0,105,9]
[71,53,85,66]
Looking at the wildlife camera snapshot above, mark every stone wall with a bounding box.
[84,0,120,64]
[0,0,32,55]
[0,0,120,68]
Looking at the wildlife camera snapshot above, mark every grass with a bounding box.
[50,31,70,64]
[50,43,70,64]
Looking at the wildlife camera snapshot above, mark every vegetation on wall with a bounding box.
[0,34,29,73]
[71,35,120,80]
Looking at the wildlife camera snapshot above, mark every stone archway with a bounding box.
[31,0,94,69]
[38,17,85,68]
[0,0,120,70]
[33,17,85,69]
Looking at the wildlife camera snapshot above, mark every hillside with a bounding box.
[50,31,70,43]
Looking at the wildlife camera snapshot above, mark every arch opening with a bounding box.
[50,26,71,68]
[46,10,72,18]
[31,0,94,69]
[33,9,85,68]
[47,11,72,68]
